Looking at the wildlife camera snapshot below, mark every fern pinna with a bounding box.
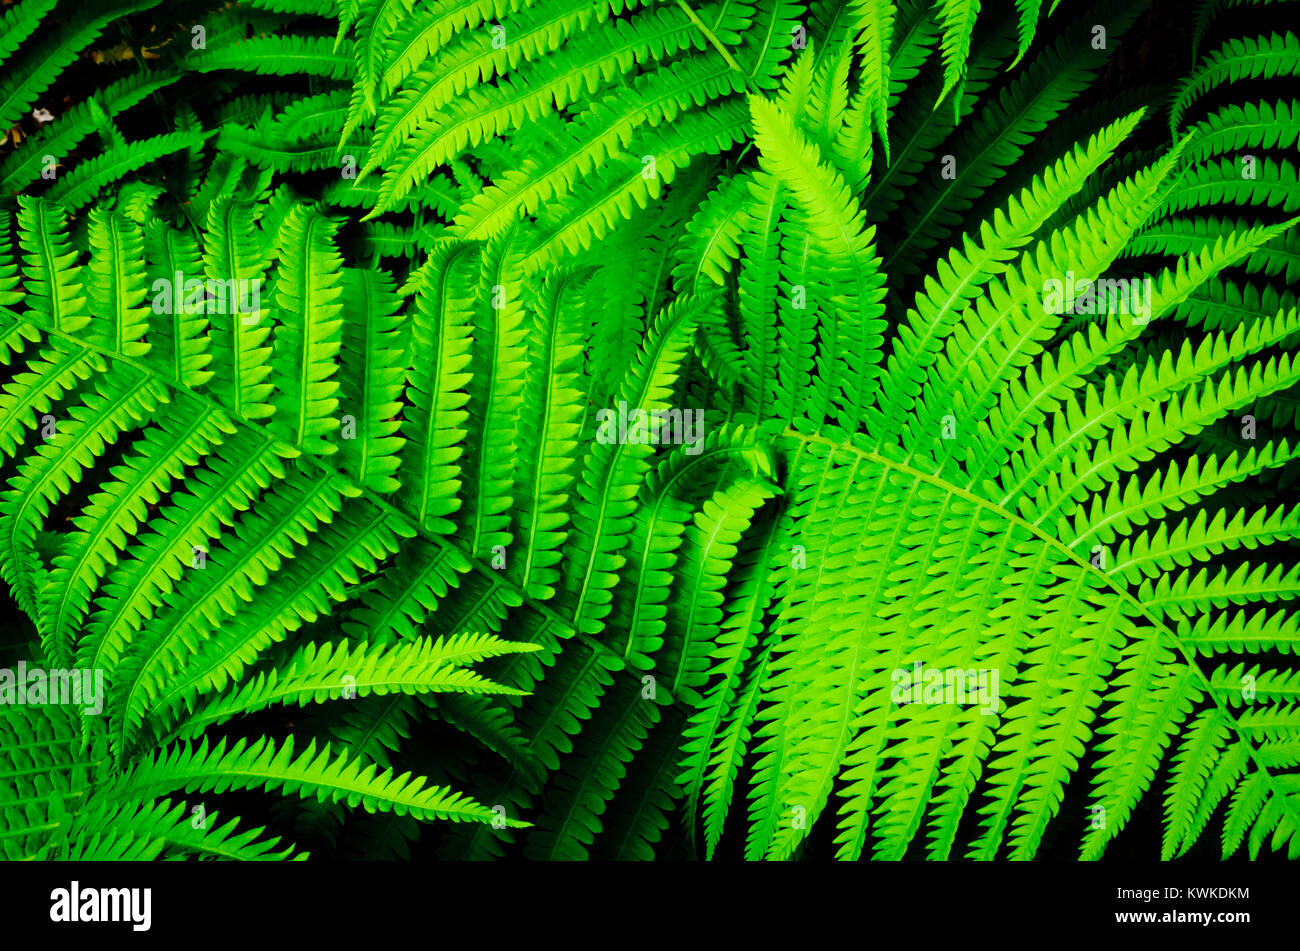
[0,0,1298,861]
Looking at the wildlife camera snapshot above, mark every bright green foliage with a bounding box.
[0,0,1297,862]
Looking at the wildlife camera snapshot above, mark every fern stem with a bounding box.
[674,0,744,74]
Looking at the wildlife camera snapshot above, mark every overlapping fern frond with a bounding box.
[1,0,1298,862]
